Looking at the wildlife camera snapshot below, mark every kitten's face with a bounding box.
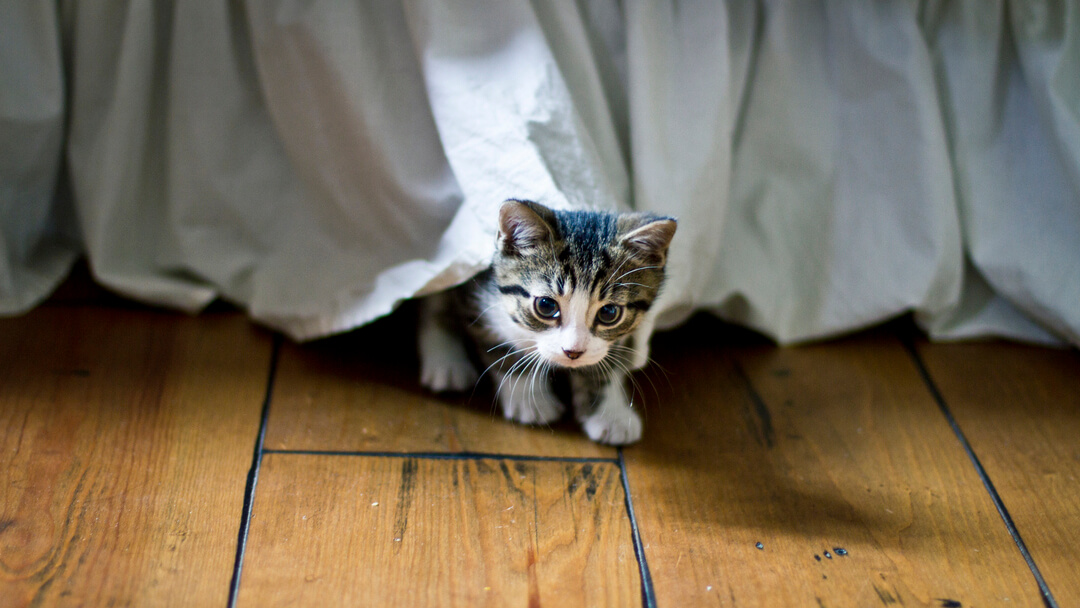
[490,200,676,370]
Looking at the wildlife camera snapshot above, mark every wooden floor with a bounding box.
[2,293,1078,606]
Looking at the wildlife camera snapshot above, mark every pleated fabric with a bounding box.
[2,1,1077,348]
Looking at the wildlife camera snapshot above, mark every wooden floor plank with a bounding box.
[917,341,1080,606]
[0,309,272,607]
[623,321,1046,607]
[236,454,638,607]
[265,312,614,458]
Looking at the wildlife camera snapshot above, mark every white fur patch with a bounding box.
[534,289,609,369]
[418,315,478,392]
[496,368,565,424]
[579,379,642,445]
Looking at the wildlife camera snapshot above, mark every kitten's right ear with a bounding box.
[498,199,557,255]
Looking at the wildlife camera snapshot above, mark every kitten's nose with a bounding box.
[563,349,584,360]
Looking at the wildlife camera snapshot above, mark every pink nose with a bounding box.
[563,349,584,360]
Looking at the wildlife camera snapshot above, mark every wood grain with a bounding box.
[917,341,1080,606]
[0,309,272,607]
[236,454,638,607]
[623,322,1047,607]
[265,311,614,458]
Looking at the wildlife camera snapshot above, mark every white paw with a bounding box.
[580,384,642,445]
[421,356,478,393]
[582,408,642,445]
[498,376,565,425]
[418,309,478,392]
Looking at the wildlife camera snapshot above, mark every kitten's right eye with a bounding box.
[534,296,560,319]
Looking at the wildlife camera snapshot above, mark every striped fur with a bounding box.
[419,199,676,444]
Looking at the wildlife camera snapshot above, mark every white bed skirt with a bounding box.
[2,1,1077,348]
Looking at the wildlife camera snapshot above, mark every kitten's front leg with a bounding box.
[571,370,642,445]
[418,291,478,392]
[491,368,565,425]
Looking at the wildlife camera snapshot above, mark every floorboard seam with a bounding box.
[619,448,657,608]
[903,338,1058,608]
[227,333,282,608]
[261,449,618,464]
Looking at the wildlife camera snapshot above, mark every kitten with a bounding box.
[418,199,676,445]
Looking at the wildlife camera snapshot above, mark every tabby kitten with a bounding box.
[418,199,676,444]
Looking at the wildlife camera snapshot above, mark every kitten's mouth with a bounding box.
[552,353,603,369]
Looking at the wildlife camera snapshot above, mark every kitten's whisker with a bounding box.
[609,360,643,419]
[608,344,673,391]
[523,356,536,421]
[470,342,528,404]
[595,357,643,420]
[485,346,538,410]
[470,301,504,326]
[611,265,662,286]
[607,343,659,368]
[487,338,533,353]
[502,352,535,387]
[527,354,552,429]
[539,358,556,427]
[613,357,657,403]
[604,349,659,405]
[531,356,547,418]
[601,256,633,292]
[506,350,540,392]
[520,352,538,418]
[494,351,536,416]
[480,345,534,382]
[514,351,547,425]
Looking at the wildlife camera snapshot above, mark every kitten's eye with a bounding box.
[596,304,623,325]
[534,296,560,319]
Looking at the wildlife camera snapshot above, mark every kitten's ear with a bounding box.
[618,214,677,266]
[498,199,558,255]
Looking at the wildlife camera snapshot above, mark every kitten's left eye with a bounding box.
[534,296,560,319]
[596,304,622,325]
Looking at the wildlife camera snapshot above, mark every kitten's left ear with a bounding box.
[618,214,677,266]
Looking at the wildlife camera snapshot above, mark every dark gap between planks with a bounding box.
[228,334,282,608]
[618,448,657,608]
[261,449,619,464]
[901,337,1058,608]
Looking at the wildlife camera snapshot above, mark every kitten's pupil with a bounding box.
[534,296,560,319]
[597,304,622,325]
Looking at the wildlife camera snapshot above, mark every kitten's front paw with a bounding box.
[580,389,642,445]
[421,358,478,393]
[418,316,478,393]
[498,377,565,425]
[582,408,642,445]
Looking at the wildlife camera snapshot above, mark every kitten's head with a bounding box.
[490,199,676,369]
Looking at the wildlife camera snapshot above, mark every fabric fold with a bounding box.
[1,0,1076,347]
